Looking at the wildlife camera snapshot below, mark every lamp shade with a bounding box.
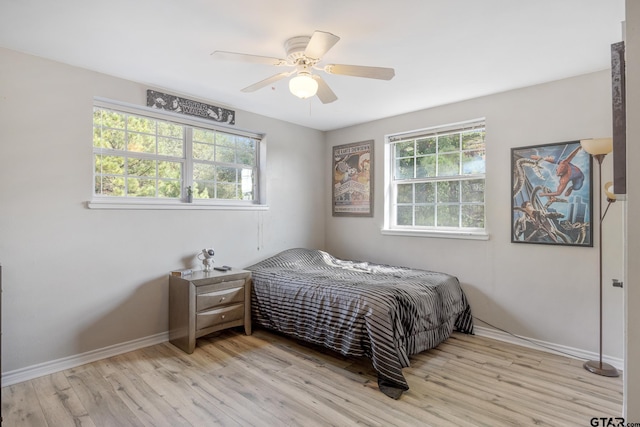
[604,181,616,201]
[580,138,613,155]
[289,74,318,99]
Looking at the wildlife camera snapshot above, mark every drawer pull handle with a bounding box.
[221,315,226,320]
[220,297,226,302]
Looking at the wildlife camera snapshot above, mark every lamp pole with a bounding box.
[583,154,619,377]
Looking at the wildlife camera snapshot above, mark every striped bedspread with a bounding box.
[246,248,474,398]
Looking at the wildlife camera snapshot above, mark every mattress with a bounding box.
[246,248,474,398]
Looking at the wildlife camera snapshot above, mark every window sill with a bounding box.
[381,228,489,240]
[87,199,269,211]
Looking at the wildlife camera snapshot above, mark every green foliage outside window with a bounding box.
[191,127,256,201]
[93,107,258,202]
[391,125,486,230]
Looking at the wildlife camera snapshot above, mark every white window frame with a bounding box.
[88,97,267,211]
[382,119,489,240]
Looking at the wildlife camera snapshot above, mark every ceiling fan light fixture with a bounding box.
[214,30,394,104]
[289,74,318,99]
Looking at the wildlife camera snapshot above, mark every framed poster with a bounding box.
[511,140,593,246]
[611,41,626,194]
[332,140,373,217]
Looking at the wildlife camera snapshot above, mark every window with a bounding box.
[91,99,263,208]
[191,127,257,201]
[384,120,486,238]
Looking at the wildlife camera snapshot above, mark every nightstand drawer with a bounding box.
[196,286,244,311]
[196,303,244,330]
[169,269,251,354]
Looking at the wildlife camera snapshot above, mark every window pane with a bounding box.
[128,132,156,154]
[216,133,235,147]
[462,130,485,150]
[158,161,181,179]
[95,129,125,150]
[127,178,156,197]
[237,147,255,165]
[416,137,436,155]
[415,206,435,226]
[438,133,460,152]
[193,163,215,181]
[217,166,237,183]
[194,181,214,199]
[158,137,183,157]
[158,122,183,138]
[158,180,181,198]
[127,115,155,134]
[237,137,256,152]
[95,176,124,196]
[241,169,254,199]
[92,128,103,148]
[462,150,485,174]
[100,110,126,129]
[128,159,155,177]
[415,182,435,203]
[462,205,484,228]
[437,205,459,227]
[95,155,124,175]
[217,183,238,199]
[461,179,485,203]
[193,128,215,143]
[216,146,235,163]
[416,155,436,178]
[437,181,460,203]
[395,141,414,158]
[395,158,414,179]
[397,206,413,225]
[438,153,460,176]
[193,142,214,161]
[397,183,413,203]
[93,109,102,126]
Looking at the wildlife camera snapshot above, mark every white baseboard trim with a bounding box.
[473,325,624,371]
[2,327,623,387]
[1,331,169,387]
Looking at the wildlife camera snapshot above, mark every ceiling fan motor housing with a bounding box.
[285,36,313,65]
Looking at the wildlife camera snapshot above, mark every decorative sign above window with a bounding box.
[146,90,235,125]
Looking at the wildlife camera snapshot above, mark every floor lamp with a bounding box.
[580,138,619,377]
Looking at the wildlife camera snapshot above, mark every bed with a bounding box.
[246,248,474,398]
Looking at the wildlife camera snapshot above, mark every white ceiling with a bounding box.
[0,0,625,131]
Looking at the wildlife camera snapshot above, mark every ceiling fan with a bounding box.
[211,30,395,104]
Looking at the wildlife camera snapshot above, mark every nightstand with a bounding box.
[169,268,251,354]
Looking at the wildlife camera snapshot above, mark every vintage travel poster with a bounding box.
[332,140,373,217]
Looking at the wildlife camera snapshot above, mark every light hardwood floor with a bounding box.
[1,329,623,426]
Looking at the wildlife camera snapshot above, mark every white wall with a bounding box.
[325,71,625,361]
[624,0,640,419]
[0,48,325,373]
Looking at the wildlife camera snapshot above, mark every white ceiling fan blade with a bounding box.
[304,31,340,60]
[212,51,287,66]
[241,71,294,92]
[312,75,338,104]
[324,64,395,80]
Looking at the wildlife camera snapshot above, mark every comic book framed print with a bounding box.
[511,140,593,246]
[332,140,373,217]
